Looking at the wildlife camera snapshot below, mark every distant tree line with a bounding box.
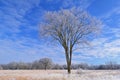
[0,58,120,70]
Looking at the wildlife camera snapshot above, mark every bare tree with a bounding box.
[0,65,3,70]
[40,7,101,73]
[105,61,118,70]
[52,64,63,70]
[39,58,53,70]
[32,60,43,69]
[7,62,18,70]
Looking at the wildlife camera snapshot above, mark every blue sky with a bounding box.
[0,0,120,65]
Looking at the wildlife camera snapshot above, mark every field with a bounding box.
[0,70,120,80]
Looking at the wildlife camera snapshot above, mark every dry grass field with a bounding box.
[0,70,120,80]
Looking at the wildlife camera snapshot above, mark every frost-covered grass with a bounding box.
[0,70,120,80]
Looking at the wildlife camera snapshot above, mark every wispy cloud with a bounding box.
[99,6,120,29]
[99,7,120,19]
[0,0,41,35]
[87,4,119,59]
[74,36,120,59]
[62,0,94,9]
[0,36,65,63]
[0,0,120,64]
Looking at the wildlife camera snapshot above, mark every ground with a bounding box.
[0,70,120,80]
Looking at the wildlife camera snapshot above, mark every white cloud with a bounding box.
[62,0,94,9]
[99,7,120,19]
[0,36,65,63]
[83,5,120,59]
[0,0,120,64]
[0,0,41,35]
[73,36,120,59]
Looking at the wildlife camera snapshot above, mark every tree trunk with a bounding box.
[67,63,71,74]
[45,65,46,70]
[65,48,71,74]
